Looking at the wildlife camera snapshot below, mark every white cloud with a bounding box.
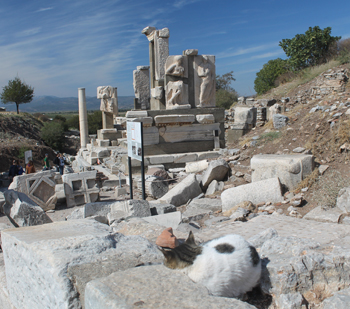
[173,0,203,9]
[251,50,284,59]
[17,28,41,37]
[216,42,278,59]
[36,7,54,13]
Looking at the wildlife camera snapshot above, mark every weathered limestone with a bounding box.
[3,190,52,227]
[251,154,314,191]
[187,198,222,212]
[97,86,118,129]
[111,200,151,218]
[182,207,212,223]
[111,217,187,243]
[201,158,230,189]
[273,114,289,129]
[165,80,190,109]
[154,114,195,125]
[149,201,176,215]
[160,174,202,207]
[185,160,208,173]
[145,176,169,199]
[133,66,150,110]
[8,170,57,211]
[336,187,350,213]
[142,26,169,110]
[2,220,162,309]
[303,206,343,223]
[78,88,89,148]
[196,114,215,124]
[165,55,188,78]
[194,55,216,108]
[84,265,254,309]
[206,180,224,195]
[234,106,257,126]
[62,171,99,208]
[143,211,182,229]
[221,178,283,212]
[321,288,350,308]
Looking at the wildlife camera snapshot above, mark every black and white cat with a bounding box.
[160,231,261,298]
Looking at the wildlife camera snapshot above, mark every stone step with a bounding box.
[85,265,255,309]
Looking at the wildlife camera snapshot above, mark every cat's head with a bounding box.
[159,231,201,269]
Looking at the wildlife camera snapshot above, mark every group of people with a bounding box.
[8,159,35,178]
[8,152,66,179]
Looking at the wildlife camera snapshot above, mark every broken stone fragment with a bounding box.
[156,227,179,248]
[201,159,230,190]
[3,190,52,227]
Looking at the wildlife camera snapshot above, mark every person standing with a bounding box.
[43,153,50,171]
[53,153,60,172]
[59,153,65,175]
[8,159,19,180]
[17,161,24,175]
[26,160,36,174]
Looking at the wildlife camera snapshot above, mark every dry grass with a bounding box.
[263,120,274,129]
[294,169,319,194]
[239,137,252,147]
[257,60,341,99]
[312,170,350,207]
[302,119,350,159]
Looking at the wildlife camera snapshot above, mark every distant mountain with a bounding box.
[0,95,134,112]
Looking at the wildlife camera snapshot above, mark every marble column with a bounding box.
[78,88,89,148]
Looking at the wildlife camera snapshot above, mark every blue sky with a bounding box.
[0,0,349,98]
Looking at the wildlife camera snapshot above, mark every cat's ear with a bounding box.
[185,231,196,245]
[159,247,175,262]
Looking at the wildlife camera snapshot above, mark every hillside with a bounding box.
[0,95,134,113]
[226,62,350,216]
[0,113,79,172]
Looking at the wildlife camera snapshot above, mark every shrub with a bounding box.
[66,115,80,130]
[216,89,238,109]
[254,58,289,95]
[18,146,31,159]
[88,111,102,134]
[279,26,341,71]
[41,121,65,151]
[53,115,68,131]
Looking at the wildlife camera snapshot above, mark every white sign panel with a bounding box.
[24,150,33,164]
[127,122,143,161]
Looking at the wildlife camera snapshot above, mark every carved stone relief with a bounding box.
[165,81,190,110]
[194,55,216,108]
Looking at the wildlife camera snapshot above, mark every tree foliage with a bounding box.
[53,115,68,131]
[279,26,341,71]
[41,121,65,151]
[254,58,289,95]
[0,77,34,114]
[216,71,238,109]
[66,115,80,130]
[88,111,102,134]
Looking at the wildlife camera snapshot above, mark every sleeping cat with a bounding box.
[159,231,261,298]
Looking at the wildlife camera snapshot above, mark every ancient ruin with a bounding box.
[1,26,350,309]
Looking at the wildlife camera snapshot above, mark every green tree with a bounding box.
[66,115,80,130]
[215,71,238,109]
[41,121,65,151]
[53,115,68,131]
[254,58,289,95]
[0,77,34,114]
[88,111,102,134]
[279,26,341,71]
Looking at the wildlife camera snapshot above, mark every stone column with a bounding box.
[78,88,89,148]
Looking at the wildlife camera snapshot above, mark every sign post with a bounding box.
[127,121,145,200]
